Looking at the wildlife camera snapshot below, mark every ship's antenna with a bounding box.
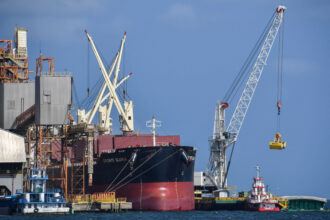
[146,116,161,146]
[256,165,260,178]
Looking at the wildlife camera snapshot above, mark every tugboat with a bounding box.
[246,166,280,212]
[16,168,69,214]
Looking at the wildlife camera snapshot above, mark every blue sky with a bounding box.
[1,0,330,198]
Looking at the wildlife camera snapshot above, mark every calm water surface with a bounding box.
[2,211,330,220]
[1,202,328,220]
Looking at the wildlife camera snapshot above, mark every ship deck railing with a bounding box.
[215,197,246,201]
[116,197,127,203]
[68,192,124,204]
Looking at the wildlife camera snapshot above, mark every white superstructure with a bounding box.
[15,27,28,58]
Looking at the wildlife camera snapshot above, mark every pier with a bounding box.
[68,192,132,212]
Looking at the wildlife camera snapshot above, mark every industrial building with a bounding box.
[0,128,26,195]
[0,27,73,197]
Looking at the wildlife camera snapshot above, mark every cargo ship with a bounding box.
[60,130,196,211]
[46,127,195,211]
[88,135,196,211]
[75,31,196,211]
[51,136,196,211]
[49,31,196,211]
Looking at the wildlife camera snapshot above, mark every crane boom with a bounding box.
[227,6,285,141]
[207,6,286,191]
[105,32,127,126]
[99,73,133,104]
[86,53,119,124]
[85,30,134,132]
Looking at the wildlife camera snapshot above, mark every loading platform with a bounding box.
[68,192,132,212]
[195,196,246,211]
[194,189,291,211]
[195,194,328,211]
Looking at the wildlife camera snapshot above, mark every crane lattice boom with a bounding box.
[227,6,285,140]
[207,6,286,191]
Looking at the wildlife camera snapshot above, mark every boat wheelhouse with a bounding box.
[246,166,279,212]
[16,168,69,214]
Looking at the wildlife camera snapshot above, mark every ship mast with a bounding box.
[256,165,260,179]
[146,116,161,146]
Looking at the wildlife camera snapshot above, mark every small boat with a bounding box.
[246,166,280,212]
[0,195,17,215]
[16,168,69,214]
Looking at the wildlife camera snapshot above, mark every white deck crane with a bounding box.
[77,31,134,133]
[207,6,286,193]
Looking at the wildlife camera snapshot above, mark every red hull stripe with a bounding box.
[246,206,280,212]
[254,207,280,212]
[88,182,194,211]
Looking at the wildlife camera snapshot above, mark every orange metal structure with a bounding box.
[0,39,31,83]
[36,57,54,76]
[0,40,12,54]
[71,155,86,195]
[36,125,69,199]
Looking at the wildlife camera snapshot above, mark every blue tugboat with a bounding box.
[16,168,69,214]
[0,195,17,215]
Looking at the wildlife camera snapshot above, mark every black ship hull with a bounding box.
[88,146,196,211]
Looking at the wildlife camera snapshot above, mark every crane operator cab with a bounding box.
[269,132,286,150]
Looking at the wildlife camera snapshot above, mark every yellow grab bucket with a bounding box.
[269,141,286,150]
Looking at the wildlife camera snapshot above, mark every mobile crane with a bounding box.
[206,5,286,195]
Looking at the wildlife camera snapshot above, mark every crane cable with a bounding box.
[86,38,110,98]
[223,12,276,104]
[87,40,90,97]
[79,44,118,110]
[222,142,236,189]
[276,16,284,132]
[219,12,277,188]
[72,80,81,109]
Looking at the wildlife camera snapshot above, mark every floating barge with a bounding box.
[214,197,246,210]
[195,195,327,211]
[282,196,327,211]
[194,190,246,210]
[195,196,246,210]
